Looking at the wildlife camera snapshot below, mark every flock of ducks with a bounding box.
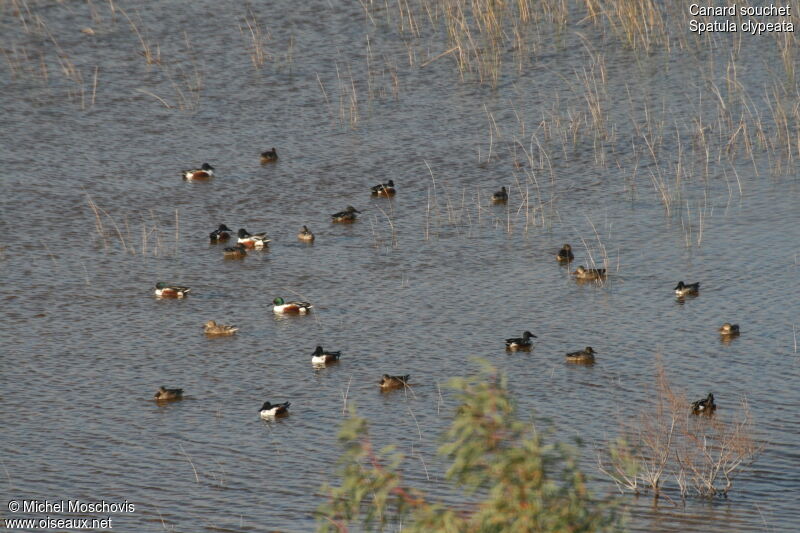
[154,162,737,418]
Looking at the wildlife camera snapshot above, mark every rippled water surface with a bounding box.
[2,1,799,531]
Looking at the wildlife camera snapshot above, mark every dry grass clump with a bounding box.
[598,362,761,500]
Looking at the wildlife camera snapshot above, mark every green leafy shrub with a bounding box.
[318,361,622,532]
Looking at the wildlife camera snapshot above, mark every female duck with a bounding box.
[331,206,360,223]
[182,163,214,180]
[505,331,537,351]
[566,346,595,364]
[311,346,341,365]
[223,243,247,258]
[691,393,716,415]
[272,297,312,314]
[719,323,740,336]
[297,225,315,242]
[259,401,290,419]
[380,374,410,390]
[371,180,396,197]
[260,148,278,163]
[154,386,183,401]
[237,228,270,249]
[154,282,190,298]
[573,266,606,280]
[203,320,239,336]
[674,281,700,297]
[491,186,508,203]
[209,224,232,242]
[556,244,574,262]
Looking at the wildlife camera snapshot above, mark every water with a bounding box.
[2,1,799,531]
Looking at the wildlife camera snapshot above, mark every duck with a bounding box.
[209,224,233,242]
[379,374,410,390]
[691,393,716,415]
[371,180,396,197]
[297,225,315,243]
[154,386,183,401]
[565,346,595,364]
[331,206,360,223]
[182,163,214,180]
[491,186,508,203]
[272,297,312,314]
[505,331,537,350]
[311,345,341,365]
[154,282,190,298]
[573,266,606,280]
[259,401,290,419]
[203,320,239,336]
[674,281,700,297]
[237,228,270,249]
[556,244,574,262]
[260,147,278,163]
[719,323,740,336]
[223,243,247,258]
[222,244,247,259]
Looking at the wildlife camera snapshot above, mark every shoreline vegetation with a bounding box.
[4,0,791,251]
[318,361,623,533]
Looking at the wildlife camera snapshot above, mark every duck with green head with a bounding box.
[491,186,508,203]
[182,163,214,180]
[556,244,574,262]
[273,297,313,314]
[691,393,716,415]
[311,346,341,365]
[331,206,360,223]
[674,281,700,297]
[505,331,537,351]
[371,180,396,197]
[209,224,232,242]
[259,401,290,418]
[260,147,278,163]
[154,282,190,298]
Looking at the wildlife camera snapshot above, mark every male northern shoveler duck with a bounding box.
[719,323,740,336]
[556,244,574,262]
[371,180,396,197]
[505,331,537,351]
[331,206,360,223]
[260,147,278,163]
[259,401,290,419]
[566,346,595,364]
[311,345,341,365]
[491,186,508,203]
[272,297,312,314]
[182,163,214,180]
[691,393,716,415]
[573,266,606,280]
[674,281,700,297]
[209,224,233,242]
[223,243,247,258]
[154,386,183,401]
[297,225,315,242]
[237,228,270,249]
[154,282,190,298]
[203,320,239,336]
[379,374,410,390]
